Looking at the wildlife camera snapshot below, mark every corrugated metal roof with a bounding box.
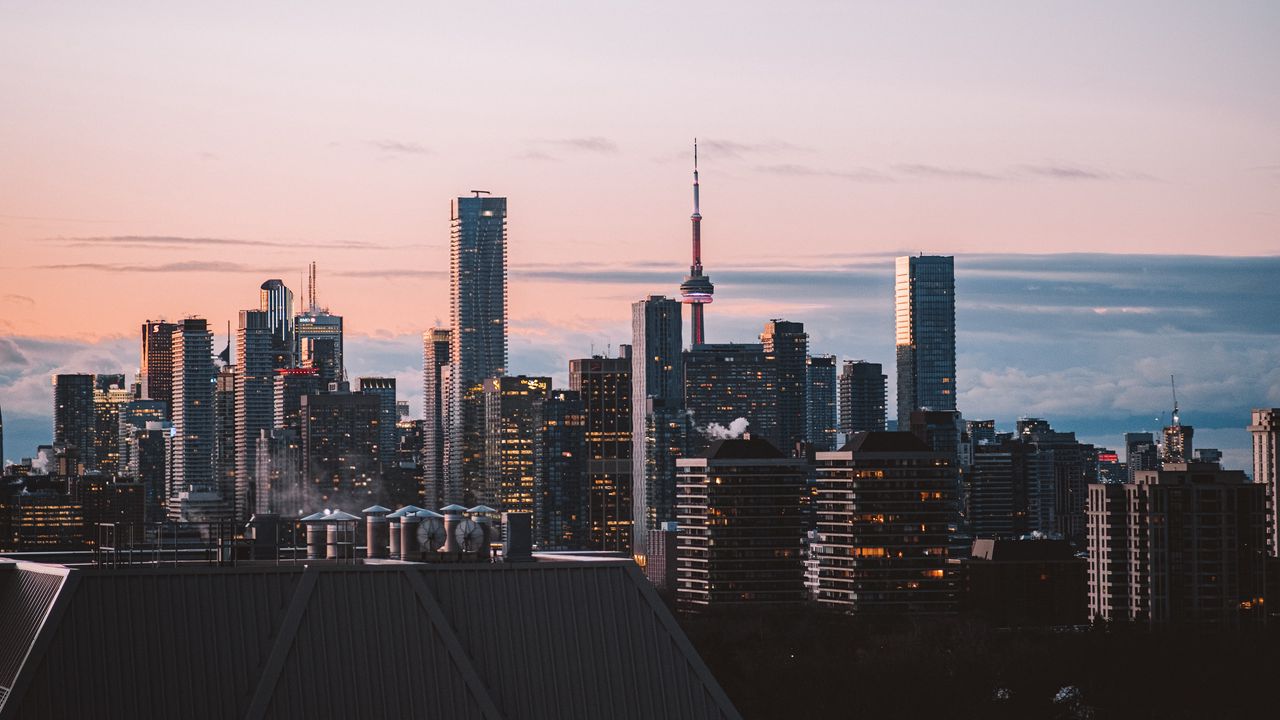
[0,560,740,720]
[0,563,66,702]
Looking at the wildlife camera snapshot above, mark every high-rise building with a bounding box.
[92,382,132,474]
[274,367,321,432]
[683,343,779,450]
[631,296,683,559]
[839,361,887,436]
[678,141,715,346]
[358,377,397,468]
[894,255,956,426]
[676,437,806,611]
[805,355,838,451]
[1088,462,1267,624]
[642,398,692,550]
[534,389,588,549]
[169,318,217,511]
[1162,422,1194,464]
[140,320,178,410]
[570,354,633,552]
[294,262,343,385]
[760,320,808,452]
[300,390,381,511]
[969,445,1016,538]
[445,194,508,506]
[258,279,294,351]
[483,376,550,513]
[1124,432,1159,483]
[235,309,278,522]
[53,374,95,471]
[121,419,169,523]
[422,328,451,508]
[215,365,237,515]
[1018,418,1095,545]
[813,432,960,614]
[1248,408,1280,556]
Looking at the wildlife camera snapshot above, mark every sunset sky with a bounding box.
[2,2,1278,467]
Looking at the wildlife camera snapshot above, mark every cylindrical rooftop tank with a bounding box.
[400,512,422,560]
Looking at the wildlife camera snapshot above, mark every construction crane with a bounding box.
[1170,374,1180,427]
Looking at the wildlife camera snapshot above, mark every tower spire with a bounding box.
[679,138,715,346]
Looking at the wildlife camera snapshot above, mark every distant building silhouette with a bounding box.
[894,255,956,426]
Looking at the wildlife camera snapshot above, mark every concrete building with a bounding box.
[91,382,132,474]
[631,295,683,559]
[215,364,238,518]
[760,320,808,452]
[1087,462,1267,624]
[482,376,550,514]
[839,360,887,436]
[683,343,779,451]
[53,374,95,472]
[139,320,178,411]
[300,391,381,511]
[1124,432,1160,483]
[445,195,508,507]
[570,353,633,552]
[236,309,278,523]
[805,354,838,451]
[422,327,451,508]
[274,367,321,433]
[676,437,807,611]
[169,319,217,513]
[357,377,398,468]
[894,255,956,426]
[813,432,960,614]
[1249,408,1280,555]
[534,389,589,549]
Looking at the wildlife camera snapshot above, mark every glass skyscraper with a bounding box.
[894,255,956,426]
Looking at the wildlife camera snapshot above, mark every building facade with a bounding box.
[839,360,887,436]
[806,355,838,451]
[422,327,451,508]
[1249,408,1280,555]
[894,255,956,426]
[570,354,633,552]
[140,320,179,411]
[53,374,95,471]
[631,295,683,559]
[169,319,216,506]
[760,320,808,452]
[236,309,277,522]
[482,375,550,512]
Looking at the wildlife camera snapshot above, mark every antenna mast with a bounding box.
[1170,374,1180,426]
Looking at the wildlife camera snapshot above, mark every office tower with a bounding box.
[121,419,170,523]
[642,398,692,545]
[534,389,588,549]
[169,318,217,509]
[1124,431,1159,482]
[1194,448,1222,464]
[1095,448,1125,484]
[94,374,125,393]
[422,328,451,508]
[357,377,397,468]
[631,296,683,558]
[1162,422,1193,464]
[53,374,95,470]
[676,436,806,611]
[679,142,715,345]
[482,376,550,513]
[805,355,838,451]
[234,309,278,522]
[1017,418,1094,545]
[894,255,956,426]
[92,382,132,474]
[760,320,808,452]
[139,320,178,410]
[683,343,779,449]
[570,353,633,552]
[1088,462,1267,624]
[969,445,1016,537]
[274,367,321,431]
[813,432,960,614]
[445,194,508,506]
[258,279,294,350]
[839,361,887,435]
[294,263,344,385]
[966,419,997,447]
[1249,408,1280,556]
[215,365,237,518]
[301,391,381,510]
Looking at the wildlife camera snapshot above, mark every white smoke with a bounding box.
[705,417,750,440]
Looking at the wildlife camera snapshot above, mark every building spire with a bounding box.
[692,138,700,219]
[679,138,715,346]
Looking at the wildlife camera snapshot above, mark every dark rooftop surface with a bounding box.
[0,558,739,720]
[840,431,932,454]
[705,437,785,460]
[970,538,1080,562]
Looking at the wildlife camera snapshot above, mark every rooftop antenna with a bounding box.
[1170,374,1180,427]
[308,261,317,312]
[470,190,491,197]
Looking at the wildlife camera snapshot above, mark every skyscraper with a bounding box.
[300,390,381,510]
[1124,431,1159,483]
[894,255,956,426]
[169,319,217,509]
[678,141,714,346]
[570,353,633,552]
[806,354,838,451]
[422,328,451,508]
[534,389,589,550]
[631,296,684,558]
[482,375,550,513]
[446,194,508,506]
[258,279,294,350]
[53,374,95,470]
[839,360,887,436]
[215,364,237,514]
[358,377,397,468]
[140,320,178,411]
[1248,408,1280,556]
[684,343,779,449]
[760,320,808,452]
[92,381,132,474]
[236,309,276,522]
[294,263,344,385]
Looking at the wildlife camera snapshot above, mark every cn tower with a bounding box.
[679,139,714,345]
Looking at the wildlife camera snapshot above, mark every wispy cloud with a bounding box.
[2,294,35,306]
[368,139,431,155]
[894,163,1003,181]
[755,163,892,182]
[697,139,811,159]
[1016,164,1154,181]
[47,235,388,250]
[34,260,277,273]
[334,269,447,279]
[542,137,620,154]
[515,150,558,162]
